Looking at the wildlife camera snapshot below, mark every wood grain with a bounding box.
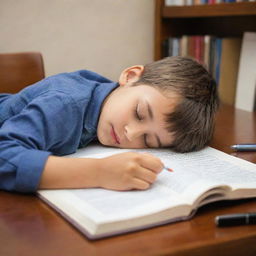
[0,104,256,256]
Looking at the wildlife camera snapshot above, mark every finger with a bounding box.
[138,153,164,173]
[135,167,158,184]
[131,178,151,190]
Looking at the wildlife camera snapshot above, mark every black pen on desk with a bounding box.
[230,143,256,152]
[215,212,256,227]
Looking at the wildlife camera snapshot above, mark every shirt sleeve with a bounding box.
[0,91,79,193]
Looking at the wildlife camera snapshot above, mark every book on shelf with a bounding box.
[164,0,255,6]
[235,32,256,112]
[208,36,216,76]
[204,35,211,70]
[38,144,256,239]
[213,38,222,84]
[163,35,222,83]
[162,35,246,106]
[218,37,242,106]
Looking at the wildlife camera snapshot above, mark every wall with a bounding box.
[0,0,154,80]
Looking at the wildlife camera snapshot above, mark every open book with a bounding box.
[38,145,256,239]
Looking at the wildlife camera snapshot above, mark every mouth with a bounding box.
[111,125,120,144]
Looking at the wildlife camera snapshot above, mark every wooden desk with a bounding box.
[1,104,256,256]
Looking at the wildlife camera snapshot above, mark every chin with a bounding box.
[97,135,105,146]
[98,138,113,147]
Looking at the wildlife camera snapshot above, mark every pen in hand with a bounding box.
[230,143,256,152]
[163,166,173,172]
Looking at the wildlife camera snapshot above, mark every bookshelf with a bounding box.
[154,0,256,60]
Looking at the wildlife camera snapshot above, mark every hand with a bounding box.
[96,152,164,191]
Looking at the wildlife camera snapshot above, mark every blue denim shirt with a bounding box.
[0,70,118,193]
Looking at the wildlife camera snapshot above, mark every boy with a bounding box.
[0,56,219,193]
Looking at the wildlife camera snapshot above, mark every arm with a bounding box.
[39,152,164,191]
[0,91,163,192]
[0,91,81,192]
[39,156,100,189]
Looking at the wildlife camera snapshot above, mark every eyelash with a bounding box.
[134,105,143,121]
[134,104,149,147]
[144,134,149,148]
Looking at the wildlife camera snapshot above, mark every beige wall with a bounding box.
[0,0,154,80]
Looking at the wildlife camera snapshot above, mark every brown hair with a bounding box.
[134,56,219,152]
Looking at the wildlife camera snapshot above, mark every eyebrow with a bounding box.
[146,101,163,148]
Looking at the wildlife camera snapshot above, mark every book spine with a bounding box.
[168,38,173,56]
[235,32,256,111]
[214,38,222,84]
[180,35,188,56]
[204,35,211,70]
[209,36,216,77]
[162,39,169,58]
[172,38,180,56]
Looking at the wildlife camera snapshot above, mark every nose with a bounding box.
[124,124,145,142]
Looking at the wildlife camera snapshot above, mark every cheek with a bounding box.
[113,106,132,124]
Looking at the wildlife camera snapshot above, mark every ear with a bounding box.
[118,65,144,87]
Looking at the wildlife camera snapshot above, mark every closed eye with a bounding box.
[144,134,150,148]
[134,104,143,121]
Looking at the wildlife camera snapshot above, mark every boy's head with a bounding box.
[97,56,219,152]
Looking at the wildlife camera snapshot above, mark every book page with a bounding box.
[65,145,256,216]
[152,147,256,193]
[67,183,187,222]
[73,145,256,194]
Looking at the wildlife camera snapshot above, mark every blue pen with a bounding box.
[231,144,256,152]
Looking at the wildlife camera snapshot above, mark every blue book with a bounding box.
[215,38,222,85]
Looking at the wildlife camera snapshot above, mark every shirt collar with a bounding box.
[83,81,118,135]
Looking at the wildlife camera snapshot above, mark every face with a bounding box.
[97,84,180,149]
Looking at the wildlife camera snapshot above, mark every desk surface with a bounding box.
[1,104,256,256]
